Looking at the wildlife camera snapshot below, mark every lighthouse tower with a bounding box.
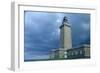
[50,17,72,59]
[60,16,72,50]
[56,17,72,59]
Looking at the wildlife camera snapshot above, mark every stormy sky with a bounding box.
[24,11,90,61]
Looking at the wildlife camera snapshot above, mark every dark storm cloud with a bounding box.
[24,11,90,60]
[67,13,90,47]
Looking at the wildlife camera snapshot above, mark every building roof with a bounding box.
[51,44,90,52]
[67,44,90,51]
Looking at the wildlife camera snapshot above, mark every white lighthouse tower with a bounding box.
[60,16,72,49]
[50,17,72,59]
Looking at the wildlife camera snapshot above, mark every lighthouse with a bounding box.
[60,16,72,50]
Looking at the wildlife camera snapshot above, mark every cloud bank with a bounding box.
[24,11,90,60]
